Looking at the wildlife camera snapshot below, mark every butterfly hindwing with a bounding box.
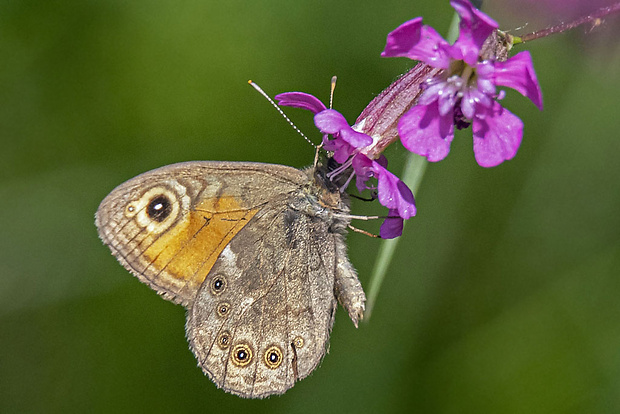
[186,195,338,398]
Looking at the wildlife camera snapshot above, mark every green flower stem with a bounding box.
[446,12,461,46]
[364,12,460,322]
[364,153,427,321]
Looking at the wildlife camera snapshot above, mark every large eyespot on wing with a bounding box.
[186,201,339,398]
[126,185,184,233]
[96,178,266,307]
[95,161,311,307]
[96,180,178,299]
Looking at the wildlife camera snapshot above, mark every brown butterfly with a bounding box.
[95,160,365,398]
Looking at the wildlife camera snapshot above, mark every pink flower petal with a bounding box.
[340,128,374,148]
[374,161,416,219]
[475,61,497,94]
[451,0,498,65]
[472,102,523,167]
[413,26,452,68]
[315,110,373,148]
[494,51,543,110]
[314,109,350,134]
[382,18,451,69]
[275,92,326,113]
[380,211,404,239]
[322,135,354,164]
[352,154,374,193]
[398,103,454,162]
[381,18,423,57]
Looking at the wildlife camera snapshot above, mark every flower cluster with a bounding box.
[277,0,543,237]
[382,0,543,167]
[276,92,416,239]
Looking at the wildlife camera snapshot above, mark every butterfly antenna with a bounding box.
[311,76,336,168]
[248,80,316,149]
[329,76,337,109]
[312,141,323,169]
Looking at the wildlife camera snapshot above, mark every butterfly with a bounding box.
[95,159,365,398]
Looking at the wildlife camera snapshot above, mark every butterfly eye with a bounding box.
[263,345,283,369]
[231,343,253,367]
[147,195,172,222]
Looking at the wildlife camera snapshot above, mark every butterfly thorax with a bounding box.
[289,164,351,234]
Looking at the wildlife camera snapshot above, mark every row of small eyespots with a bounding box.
[216,331,284,369]
[215,333,305,370]
[209,274,304,369]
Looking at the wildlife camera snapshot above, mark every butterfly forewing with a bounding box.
[95,161,308,306]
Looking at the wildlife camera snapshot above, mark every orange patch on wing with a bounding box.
[142,195,258,294]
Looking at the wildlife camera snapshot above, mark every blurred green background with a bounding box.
[2,0,619,412]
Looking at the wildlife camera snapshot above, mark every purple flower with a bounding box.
[275,92,416,238]
[315,109,374,149]
[382,0,543,167]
